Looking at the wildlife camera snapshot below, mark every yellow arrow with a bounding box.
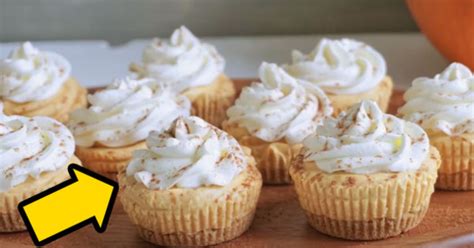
[17,164,118,246]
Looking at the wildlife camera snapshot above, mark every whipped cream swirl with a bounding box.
[303,100,429,174]
[68,77,190,148]
[399,63,474,136]
[131,26,224,93]
[0,104,75,192]
[283,38,386,95]
[126,116,247,189]
[0,42,71,103]
[227,63,333,144]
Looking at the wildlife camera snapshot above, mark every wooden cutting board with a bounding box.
[1,80,473,247]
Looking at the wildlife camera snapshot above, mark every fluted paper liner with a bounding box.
[2,78,87,123]
[289,147,440,240]
[118,161,262,246]
[184,74,236,128]
[430,133,474,190]
[223,122,301,184]
[0,156,81,232]
[328,76,393,116]
[75,141,147,178]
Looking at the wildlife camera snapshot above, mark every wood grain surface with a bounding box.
[1,80,473,247]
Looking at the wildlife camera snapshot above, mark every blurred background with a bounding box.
[2,0,472,87]
[0,0,418,44]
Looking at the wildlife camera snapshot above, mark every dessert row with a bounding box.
[0,26,472,245]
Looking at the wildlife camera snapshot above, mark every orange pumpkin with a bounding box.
[406,0,474,70]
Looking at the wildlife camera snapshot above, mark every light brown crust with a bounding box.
[0,156,81,232]
[136,210,255,246]
[289,146,440,240]
[183,74,236,128]
[75,141,147,177]
[430,133,474,190]
[327,76,393,116]
[2,77,87,123]
[223,121,301,184]
[117,153,262,246]
[304,210,428,241]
